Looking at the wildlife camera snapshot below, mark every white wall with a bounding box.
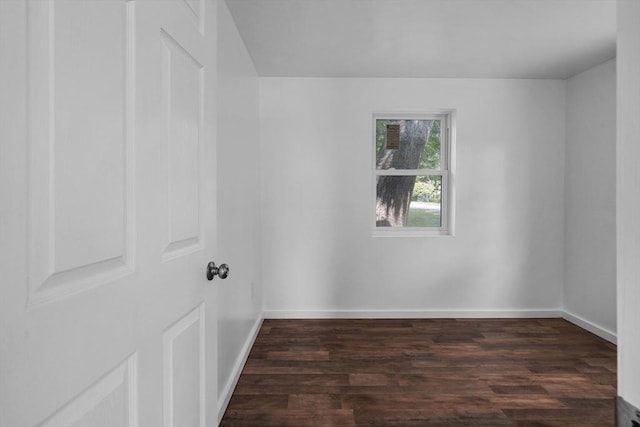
[617,0,640,410]
[564,59,616,338]
[260,78,566,316]
[216,0,262,416]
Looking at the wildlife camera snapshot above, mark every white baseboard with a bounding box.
[217,314,264,424]
[263,309,563,319]
[562,310,617,344]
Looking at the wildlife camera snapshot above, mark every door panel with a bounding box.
[37,356,138,427]
[0,0,218,426]
[26,0,134,307]
[160,30,204,260]
[179,0,204,31]
[163,304,205,427]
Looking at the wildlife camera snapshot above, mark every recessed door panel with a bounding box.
[37,356,137,427]
[161,31,204,261]
[163,305,205,427]
[27,0,134,307]
[179,0,203,32]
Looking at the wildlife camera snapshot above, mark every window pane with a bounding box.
[376,119,441,170]
[376,175,441,227]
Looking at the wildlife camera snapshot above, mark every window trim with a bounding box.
[372,111,456,237]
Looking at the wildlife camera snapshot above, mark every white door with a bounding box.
[0,0,221,426]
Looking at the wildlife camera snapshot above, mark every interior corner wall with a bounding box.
[564,59,617,337]
[217,0,262,410]
[259,78,566,316]
[617,0,640,409]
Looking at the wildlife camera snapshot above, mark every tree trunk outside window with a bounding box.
[376,120,433,226]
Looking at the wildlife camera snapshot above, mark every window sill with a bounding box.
[372,228,453,238]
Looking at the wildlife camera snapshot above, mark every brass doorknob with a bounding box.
[206,262,229,280]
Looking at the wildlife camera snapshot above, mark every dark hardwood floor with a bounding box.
[220,318,617,426]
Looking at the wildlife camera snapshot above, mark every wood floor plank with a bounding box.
[220,409,356,427]
[288,394,342,410]
[221,318,616,426]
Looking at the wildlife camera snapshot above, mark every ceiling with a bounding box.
[224,0,616,79]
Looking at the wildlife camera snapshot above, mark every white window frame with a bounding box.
[372,111,456,237]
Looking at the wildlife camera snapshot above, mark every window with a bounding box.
[373,112,454,236]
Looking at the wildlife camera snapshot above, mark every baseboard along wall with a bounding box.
[217,315,264,424]
[561,310,617,344]
[263,309,563,320]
